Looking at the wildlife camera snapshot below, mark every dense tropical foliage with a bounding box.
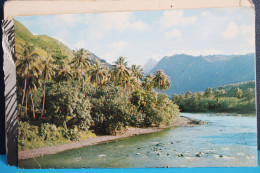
[15,19,255,152]
[16,41,179,150]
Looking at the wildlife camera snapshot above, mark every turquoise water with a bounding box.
[19,113,257,168]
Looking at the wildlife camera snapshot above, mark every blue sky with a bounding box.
[15,7,255,66]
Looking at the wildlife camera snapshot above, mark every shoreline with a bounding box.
[18,116,206,160]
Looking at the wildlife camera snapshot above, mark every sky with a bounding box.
[15,7,255,66]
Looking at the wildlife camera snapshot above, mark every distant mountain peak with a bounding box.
[149,53,255,96]
[142,58,158,74]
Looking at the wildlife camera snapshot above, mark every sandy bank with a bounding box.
[18,116,206,160]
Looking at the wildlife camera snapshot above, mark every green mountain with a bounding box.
[14,19,110,67]
[14,19,73,60]
[150,54,255,95]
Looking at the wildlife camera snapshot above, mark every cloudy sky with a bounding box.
[16,7,255,66]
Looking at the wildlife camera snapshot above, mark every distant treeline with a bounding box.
[172,81,256,113]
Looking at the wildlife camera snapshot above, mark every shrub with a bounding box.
[45,81,93,130]
[130,89,180,127]
[90,84,142,135]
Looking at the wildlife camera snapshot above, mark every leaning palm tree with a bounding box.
[71,48,92,90]
[153,70,170,93]
[16,43,40,106]
[88,61,109,89]
[40,56,57,119]
[131,65,144,88]
[113,56,131,89]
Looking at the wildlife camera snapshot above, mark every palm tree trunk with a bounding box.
[22,77,27,105]
[41,79,46,119]
[159,79,161,93]
[96,74,98,90]
[81,63,84,90]
[29,86,36,120]
[26,94,28,116]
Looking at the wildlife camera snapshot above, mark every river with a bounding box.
[19,113,257,168]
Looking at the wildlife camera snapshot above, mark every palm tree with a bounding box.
[16,43,41,119]
[125,75,137,92]
[16,43,40,106]
[113,56,131,89]
[142,74,155,91]
[88,61,108,89]
[131,65,143,88]
[57,66,73,82]
[153,70,170,93]
[40,56,57,119]
[27,72,41,120]
[71,48,92,90]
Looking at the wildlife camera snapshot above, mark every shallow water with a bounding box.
[19,113,257,168]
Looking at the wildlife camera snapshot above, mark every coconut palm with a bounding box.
[153,70,170,93]
[125,75,137,92]
[113,56,131,89]
[142,74,155,91]
[71,48,92,90]
[40,56,57,119]
[88,61,109,89]
[16,43,41,119]
[57,66,73,82]
[131,65,143,88]
[27,72,41,119]
[16,43,40,106]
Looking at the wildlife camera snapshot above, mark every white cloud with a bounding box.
[165,29,182,39]
[99,12,147,32]
[109,40,129,51]
[79,12,148,40]
[160,10,197,29]
[241,24,255,45]
[222,22,255,46]
[222,22,240,38]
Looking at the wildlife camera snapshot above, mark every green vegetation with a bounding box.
[16,19,255,152]
[16,24,180,150]
[172,81,256,114]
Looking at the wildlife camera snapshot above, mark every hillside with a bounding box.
[150,54,255,95]
[14,19,73,60]
[14,19,110,67]
[214,81,255,97]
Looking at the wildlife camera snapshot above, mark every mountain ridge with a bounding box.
[150,53,255,95]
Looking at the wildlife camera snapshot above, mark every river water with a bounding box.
[19,113,257,168]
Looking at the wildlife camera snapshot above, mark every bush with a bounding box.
[18,121,40,150]
[40,123,64,141]
[45,81,93,130]
[90,84,142,135]
[130,89,180,127]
